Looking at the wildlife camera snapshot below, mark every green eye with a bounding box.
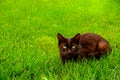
[63,46,67,49]
[72,46,76,49]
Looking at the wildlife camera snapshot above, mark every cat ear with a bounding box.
[57,33,65,43]
[72,33,80,44]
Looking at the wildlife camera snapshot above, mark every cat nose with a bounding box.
[68,49,71,53]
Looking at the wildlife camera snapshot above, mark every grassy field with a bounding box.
[0,0,120,80]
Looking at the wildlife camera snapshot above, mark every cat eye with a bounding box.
[72,46,76,49]
[62,46,67,49]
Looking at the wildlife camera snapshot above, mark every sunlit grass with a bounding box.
[0,0,120,80]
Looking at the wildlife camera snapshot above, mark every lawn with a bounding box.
[0,0,120,80]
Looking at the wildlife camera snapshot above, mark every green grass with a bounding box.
[0,0,120,80]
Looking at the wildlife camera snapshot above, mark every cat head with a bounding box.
[57,33,81,57]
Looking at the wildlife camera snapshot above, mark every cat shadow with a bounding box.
[62,54,111,65]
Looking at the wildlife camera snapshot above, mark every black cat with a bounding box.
[57,33,112,64]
